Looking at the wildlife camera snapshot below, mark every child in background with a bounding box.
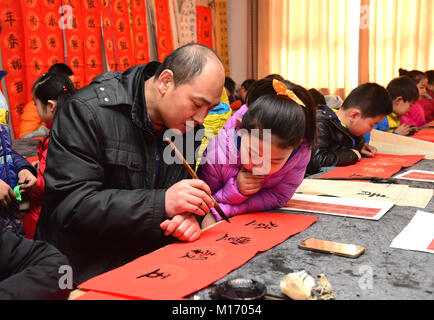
[399,68,428,127]
[0,73,37,237]
[307,83,392,175]
[23,73,76,239]
[197,77,316,227]
[421,70,434,123]
[363,76,419,143]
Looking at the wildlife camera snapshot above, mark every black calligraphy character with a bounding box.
[29,15,38,28]
[7,34,19,49]
[71,58,79,69]
[14,82,23,93]
[48,36,57,48]
[11,58,23,71]
[4,12,16,27]
[33,60,41,72]
[16,103,24,114]
[136,268,171,279]
[122,57,130,69]
[118,21,125,33]
[87,17,96,29]
[87,0,96,9]
[119,40,127,51]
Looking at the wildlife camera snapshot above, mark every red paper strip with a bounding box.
[427,239,434,251]
[400,171,434,181]
[78,212,317,300]
[411,130,434,143]
[285,199,381,218]
[111,0,134,71]
[154,0,174,61]
[0,1,27,136]
[75,290,139,300]
[101,0,117,72]
[320,154,424,179]
[130,0,150,65]
[82,0,103,84]
[196,5,213,48]
[62,0,85,89]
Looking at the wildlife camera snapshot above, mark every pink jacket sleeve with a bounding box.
[401,102,426,127]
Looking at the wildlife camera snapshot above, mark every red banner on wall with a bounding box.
[0,1,27,136]
[154,0,174,62]
[101,0,117,72]
[130,0,150,65]
[196,5,213,49]
[111,0,134,71]
[61,0,85,89]
[82,0,103,84]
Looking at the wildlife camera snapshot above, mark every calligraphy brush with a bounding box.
[164,138,231,223]
[312,177,401,184]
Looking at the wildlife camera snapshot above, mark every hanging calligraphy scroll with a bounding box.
[82,0,103,84]
[42,0,65,69]
[196,5,212,48]
[78,212,318,299]
[100,0,117,71]
[21,0,65,99]
[0,0,27,136]
[111,0,134,71]
[61,0,85,89]
[214,0,230,76]
[154,0,175,61]
[130,0,150,65]
[174,0,196,47]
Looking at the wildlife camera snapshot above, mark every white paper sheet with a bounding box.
[390,210,434,254]
[281,194,394,220]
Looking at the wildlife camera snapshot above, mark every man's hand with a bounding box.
[165,179,214,218]
[360,144,377,157]
[160,213,201,242]
[236,167,265,196]
[17,169,37,193]
[0,179,16,207]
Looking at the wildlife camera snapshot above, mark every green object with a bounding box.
[13,184,23,202]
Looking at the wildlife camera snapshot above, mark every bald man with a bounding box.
[35,44,225,285]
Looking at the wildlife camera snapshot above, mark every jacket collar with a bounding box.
[91,62,161,134]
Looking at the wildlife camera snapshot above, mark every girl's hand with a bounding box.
[17,169,37,192]
[201,212,217,229]
[160,213,201,242]
[236,167,265,196]
[31,160,40,170]
[0,179,15,207]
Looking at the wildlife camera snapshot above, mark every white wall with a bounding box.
[227,0,248,86]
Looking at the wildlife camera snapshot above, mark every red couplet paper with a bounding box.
[427,239,434,251]
[154,0,174,61]
[196,6,213,48]
[320,154,424,179]
[78,212,318,300]
[75,290,139,300]
[399,170,434,182]
[411,130,434,143]
[0,0,27,136]
[111,0,134,72]
[130,0,150,65]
